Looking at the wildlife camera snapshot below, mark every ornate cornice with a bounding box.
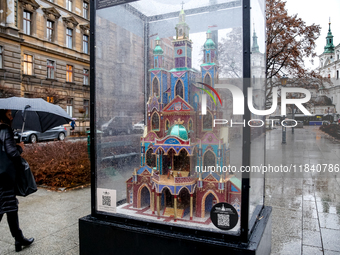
[19,0,40,11]
[62,16,79,28]
[42,7,61,21]
[79,24,90,35]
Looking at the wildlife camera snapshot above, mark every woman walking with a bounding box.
[0,109,34,252]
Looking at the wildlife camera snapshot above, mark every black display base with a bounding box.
[79,206,272,255]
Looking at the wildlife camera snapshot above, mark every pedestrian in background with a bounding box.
[0,109,34,252]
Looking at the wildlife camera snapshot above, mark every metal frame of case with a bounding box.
[90,0,263,243]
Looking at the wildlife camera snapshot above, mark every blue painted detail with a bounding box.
[176,185,183,195]
[231,185,238,192]
[182,104,189,110]
[164,138,180,145]
[159,185,175,194]
[137,165,152,175]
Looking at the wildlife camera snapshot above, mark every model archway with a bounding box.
[137,184,151,208]
[201,190,219,218]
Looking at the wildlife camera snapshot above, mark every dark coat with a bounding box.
[0,124,23,215]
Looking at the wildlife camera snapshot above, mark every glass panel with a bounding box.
[249,0,266,228]
[95,0,244,235]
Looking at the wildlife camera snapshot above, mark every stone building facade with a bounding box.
[0,0,90,119]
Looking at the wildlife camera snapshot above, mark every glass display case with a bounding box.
[88,0,267,245]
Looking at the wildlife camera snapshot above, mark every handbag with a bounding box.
[0,128,37,197]
[15,157,37,197]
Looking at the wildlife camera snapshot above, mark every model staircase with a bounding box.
[163,207,184,218]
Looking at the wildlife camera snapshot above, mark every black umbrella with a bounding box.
[0,97,72,137]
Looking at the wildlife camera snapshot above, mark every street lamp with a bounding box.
[280,75,288,144]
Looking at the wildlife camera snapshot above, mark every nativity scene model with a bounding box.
[123,7,241,225]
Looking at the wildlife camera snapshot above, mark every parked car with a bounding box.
[15,125,67,143]
[133,120,145,133]
[101,116,133,136]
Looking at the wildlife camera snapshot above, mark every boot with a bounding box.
[15,236,34,252]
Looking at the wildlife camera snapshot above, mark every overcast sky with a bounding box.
[284,0,340,70]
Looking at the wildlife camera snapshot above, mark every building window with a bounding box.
[23,54,33,75]
[83,1,88,19]
[337,70,339,80]
[83,69,89,85]
[83,99,89,117]
[47,60,55,79]
[47,20,53,42]
[0,46,3,68]
[83,35,89,54]
[23,11,31,35]
[66,28,73,49]
[66,65,73,82]
[67,98,73,117]
[66,0,72,11]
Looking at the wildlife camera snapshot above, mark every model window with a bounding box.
[66,28,73,49]
[152,78,159,97]
[165,119,170,130]
[175,80,183,98]
[151,112,160,131]
[66,65,73,82]
[23,11,31,35]
[83,35,89,54]
[23,54,33,75]
[146,149,156,168]
[66,0,72,11]
[204,74,211,86]
[0,46,2,68]
[203,111,213,130]
[83,69,89,85]
[47,60,55,79]
[47,20,54,42]
[83,1,89,19]
[67,98,73,117]
[188,119,193,131]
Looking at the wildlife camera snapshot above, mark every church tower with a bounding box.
[149,36,169,107]
[201,29,218,88]
[169,6,197,103]
[324,20,334,54]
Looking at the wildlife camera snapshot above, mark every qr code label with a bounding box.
[97,188,116,213]
[217,214,230,227]
[102,195,111,206]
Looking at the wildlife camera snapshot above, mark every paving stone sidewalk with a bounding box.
[0,126,339,254]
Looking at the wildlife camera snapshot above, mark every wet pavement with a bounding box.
[0,126,339,254]
[266,126,340,255]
